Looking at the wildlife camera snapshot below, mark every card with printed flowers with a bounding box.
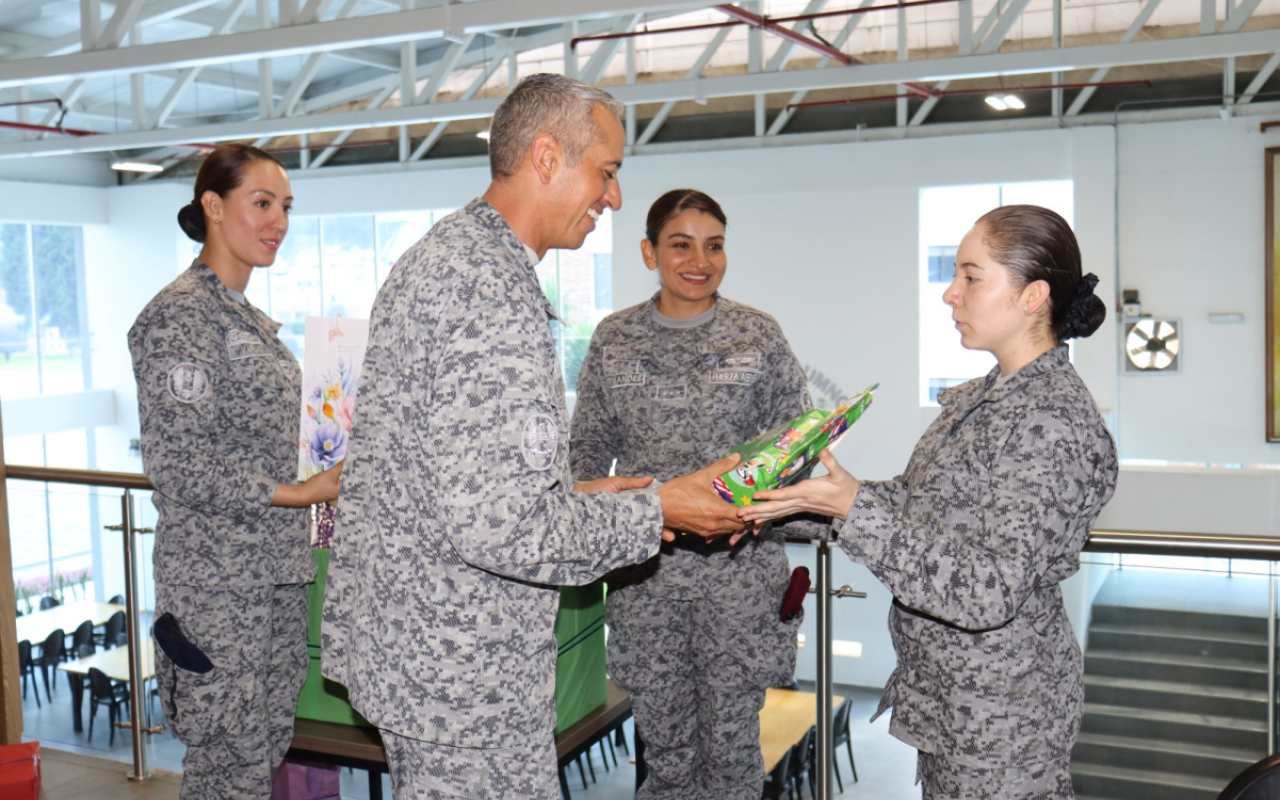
[300,316,369,546]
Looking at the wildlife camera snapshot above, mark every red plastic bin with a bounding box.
[0,741,40,800]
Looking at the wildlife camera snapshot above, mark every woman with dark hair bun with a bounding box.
[129,143,341,799]
[741,204,1118,799]
[571,189,814,798]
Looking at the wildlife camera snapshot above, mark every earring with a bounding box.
[1023,306,1029,313]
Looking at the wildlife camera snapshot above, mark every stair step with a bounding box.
[1084,674,1267,720]
[1090,605,1268,637]
[1073,732,1259,781]
[1085,648,1268,690]
[1071,762,1226,800]
[1082,702,1267,751]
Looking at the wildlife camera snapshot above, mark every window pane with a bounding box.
[0,223,36,399]
[262,217,321,360]
[927,246,956,284]
[376,211,433,285]
[321,215,377,318]
[33,224,86,394]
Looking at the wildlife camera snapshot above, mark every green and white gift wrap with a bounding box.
[712,383,878,506]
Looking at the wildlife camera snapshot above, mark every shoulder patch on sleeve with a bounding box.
[167,362,210,403]
[521,413,559,471]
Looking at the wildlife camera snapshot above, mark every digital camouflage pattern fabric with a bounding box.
[322,200,663,785]
[838,344,1117,789]
[130,261,312,587]
[571,297,809,799]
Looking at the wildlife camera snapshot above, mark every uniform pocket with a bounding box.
[156,643,252,747]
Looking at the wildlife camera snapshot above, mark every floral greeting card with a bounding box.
[299,316,369,546]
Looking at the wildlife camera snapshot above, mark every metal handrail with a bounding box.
[12,468,1280,792]
[4,465,152,491]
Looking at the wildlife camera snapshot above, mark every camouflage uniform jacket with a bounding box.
[129,260,312,587]
[322,198,664,747]
[570,296,810,597]
[838,344,1117,768]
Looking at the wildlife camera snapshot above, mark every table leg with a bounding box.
[368,770,382,800]
[68,673,84,733]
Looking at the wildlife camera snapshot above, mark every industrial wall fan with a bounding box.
[1123,318,1180,373]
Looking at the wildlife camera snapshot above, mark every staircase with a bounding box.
[1072,602,1270,800]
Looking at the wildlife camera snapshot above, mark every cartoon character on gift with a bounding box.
[735,457,766,487]
[773,428,803,453]
[821,414,850,440]
[778,451,809,482]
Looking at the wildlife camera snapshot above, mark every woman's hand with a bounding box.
[272,460,344,508]
[738,450,859,526]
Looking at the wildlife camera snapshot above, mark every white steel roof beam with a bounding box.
[415,35,475,104]
[7,0,225,60]
[577,14,641,86]
[3,27,1278,158]
[98,0,149,54]
[765,0,830,74]
[767,0,875,136]
[911,0,1034,126]
[309,82,397,168]
[409,50,508,162]
[275,0,365,117]
[636,25,733,146]
[1239,51,1280,104]
[80,0,102,53]
[299,13,663,114]
[0,0,710,90]
[147,0,252,129]
[1223,0,1265,33]
[1066,0,1166,117]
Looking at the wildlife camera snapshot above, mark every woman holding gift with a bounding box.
[571,189,811,799]
[129,143,341,800]
[741,204,1118,799]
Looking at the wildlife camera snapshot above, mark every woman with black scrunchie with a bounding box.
[741,204,1119,799]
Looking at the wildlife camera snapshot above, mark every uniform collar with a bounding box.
[464,197,561,323]
[648,292,719,330]
[939,344,1071,412]
[190,259,282,334]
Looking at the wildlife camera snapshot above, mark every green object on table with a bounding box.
[713,383,879,507]
[297,549,609,733]
[297,548,372,727]
[554,582,607,735]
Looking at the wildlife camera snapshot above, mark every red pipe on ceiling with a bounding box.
[0,119,99,137]
[784,79,1155,110]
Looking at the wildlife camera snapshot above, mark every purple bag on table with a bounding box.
[270,758,340,800]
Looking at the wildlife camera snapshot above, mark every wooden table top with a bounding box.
[58,639,155,683]
[16,601,124,646]
[759,688,844,774]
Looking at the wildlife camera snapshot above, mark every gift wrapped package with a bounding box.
[713,384,877,506]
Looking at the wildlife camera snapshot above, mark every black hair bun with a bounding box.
[1058,272,1106,340]
[177,202,207,243]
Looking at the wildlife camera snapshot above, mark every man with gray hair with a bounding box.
[323,73,744,798]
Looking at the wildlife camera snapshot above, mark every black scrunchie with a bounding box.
[1074,272,1100,303]
[1058,271,1105,340]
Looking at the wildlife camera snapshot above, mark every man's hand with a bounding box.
[573,475,655,494]
[657,453,746,539]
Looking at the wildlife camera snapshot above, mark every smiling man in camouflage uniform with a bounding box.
[322,74,745,799]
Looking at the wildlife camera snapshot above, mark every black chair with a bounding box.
[98,610,126,650]
[39,596,60,610]
[69,619,94,661]
[831,698,858,791]
[17,640,38,707]
[107,594,124,606]
[762,743,796,800]
[87,666,130,746]
[790,726,815,800]
[36,628,64,703]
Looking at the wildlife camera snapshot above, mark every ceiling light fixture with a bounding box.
[111,160,164,173]
[985,93,1025,111]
